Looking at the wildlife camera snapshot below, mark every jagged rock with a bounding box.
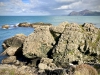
[1,56,17,64]
[82,23,99,33]
[50,21,69,33]
[23,26,55,58]
[4,47,19,56]
[2,34,27,56]
[18,22,31,27]
[2,25,10,29]
[30,22,52,28]
[52,22,100,66]
[38,58,57,70]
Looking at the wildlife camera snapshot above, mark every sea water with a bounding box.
[0,16,100,62]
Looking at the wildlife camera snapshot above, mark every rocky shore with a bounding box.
[1,22,52,29]
[0,21,100,75]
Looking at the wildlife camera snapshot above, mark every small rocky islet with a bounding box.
[0,21,100,75]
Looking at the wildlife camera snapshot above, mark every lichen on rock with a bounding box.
[23,26,55,58]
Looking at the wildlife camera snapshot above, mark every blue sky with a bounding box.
[0,0,100,16]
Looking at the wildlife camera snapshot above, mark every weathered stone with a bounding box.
[23,26,55,58]
[82,23,99,33]
[2,25,10,29]
[3,47,19,56]
[52,22,100,66]
[30,22,52,28]
[38,58,57,70]
[50,21,69,33]
[2,34,27,55]
[1,56,17,64]
[18,22,30,27]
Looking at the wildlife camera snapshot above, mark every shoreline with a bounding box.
[0,21,100,75]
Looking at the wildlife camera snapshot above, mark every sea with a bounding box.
[0,16,100,62]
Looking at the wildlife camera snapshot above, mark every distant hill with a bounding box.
[68,9,100,16]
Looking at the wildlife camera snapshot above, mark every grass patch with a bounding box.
[0,68,29,75]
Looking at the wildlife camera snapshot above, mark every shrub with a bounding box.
[74,64,98,75]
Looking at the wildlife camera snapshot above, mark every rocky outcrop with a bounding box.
[2,25,10,29]
[18,22,52,28]
[18,22,31,27]
[52,22,100,66]
[1,21,100,75]
[2,34,27,56]
[30,22,52,28]
[23,26,55,58]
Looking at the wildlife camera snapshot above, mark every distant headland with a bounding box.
[68,9,100,16]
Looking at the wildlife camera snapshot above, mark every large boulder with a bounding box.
[52,23,100,66]
[23,26,55,58]
[2,34,27,56]
[2,25,10,29]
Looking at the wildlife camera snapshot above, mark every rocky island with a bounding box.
[0,21,100,75]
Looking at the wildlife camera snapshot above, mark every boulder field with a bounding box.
[1,21,100,75]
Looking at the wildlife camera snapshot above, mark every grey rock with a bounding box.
[38,58,57,70]
[2,34,27,56]
[52,22,100,66]
[23,26,55,58]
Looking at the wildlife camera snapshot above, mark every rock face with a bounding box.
[52,22,100,66]
[23,26,55,58]
[2,25,10,29]
[2,34,27,56]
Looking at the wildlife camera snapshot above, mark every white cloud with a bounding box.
[56,1,82,10]
[55,0,78,2]
[0,2,5,6]
[0,0,100,15]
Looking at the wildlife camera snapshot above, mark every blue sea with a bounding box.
[0,16,100,62]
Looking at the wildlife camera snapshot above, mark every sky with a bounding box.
[0,0,100,16]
